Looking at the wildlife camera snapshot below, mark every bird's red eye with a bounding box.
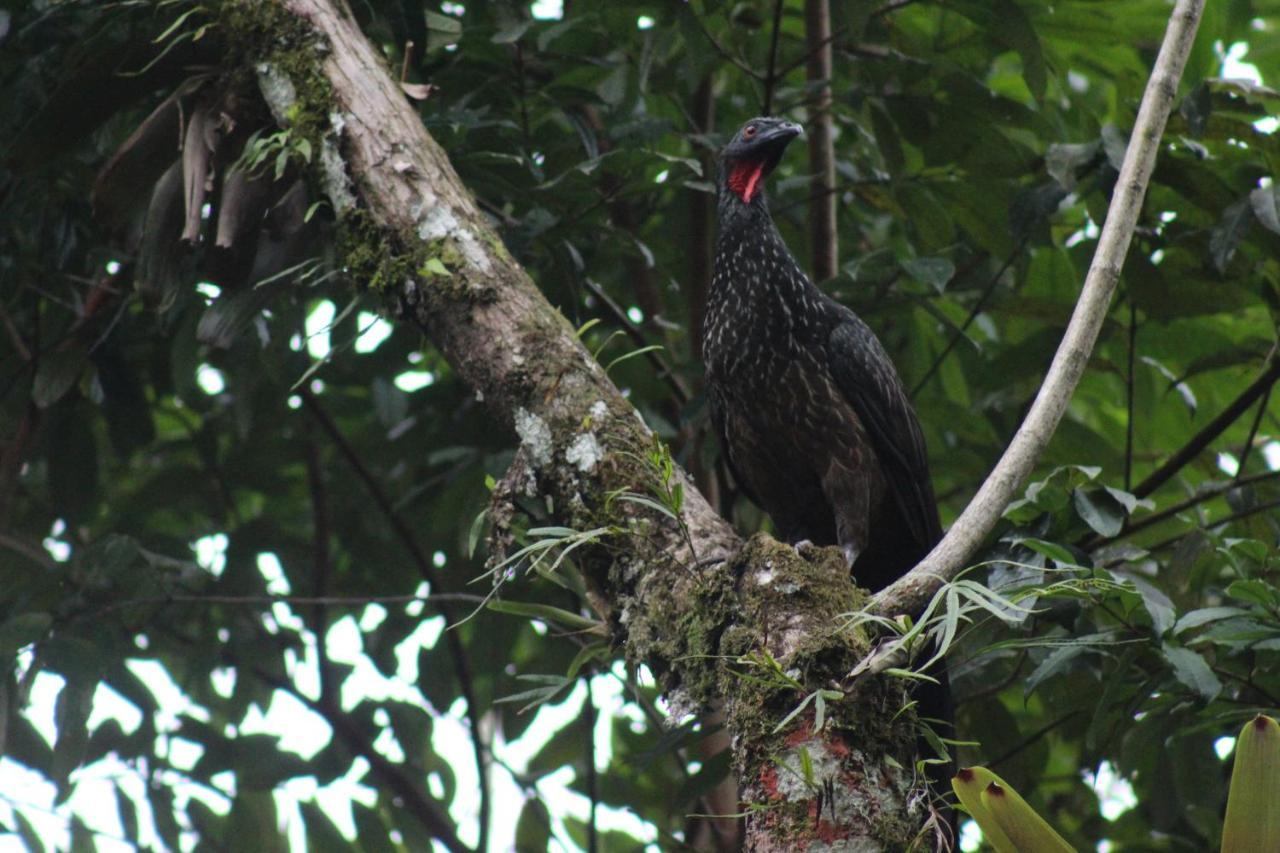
[743,125,757,138]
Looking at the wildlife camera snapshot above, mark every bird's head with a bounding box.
[719,117,803,205]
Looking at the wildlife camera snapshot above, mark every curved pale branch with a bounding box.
[871,0,1207,617]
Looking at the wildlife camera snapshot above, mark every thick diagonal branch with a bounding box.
[260,0,928,845]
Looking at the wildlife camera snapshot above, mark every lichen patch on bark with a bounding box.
[513,408,553,468]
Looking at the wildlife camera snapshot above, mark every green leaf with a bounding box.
[486,599,601,632]
[421,257,450,277]
[33,343,88,408]
[351,804,396,853]
[226,791,286,853]
[596,64,628,106]
[515,798,552,851]
[1210,198,1253,273]
[1227,579,1280,609]
[1173,606,1250,635]
[115,784,139,842]
[1072,488,1125,537]
[897,185,955,252]
[1161,644,1222,700]
[991,0,1046,100]
[1179,82,1212,137]
[1250,185,1280,234]
[491,20,530,43]
[901,256,956,293]
[299,801,349,851]
[94,347,156,457]
[1128,575,1176,636]
[1024,643,1088,698]
[0,612,52,655]
[1012,537,1077,567]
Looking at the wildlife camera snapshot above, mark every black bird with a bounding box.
[703,116,942,592]
[704,114,954,833]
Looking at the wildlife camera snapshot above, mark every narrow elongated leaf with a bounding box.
[980,780,1075,852]
[486,599,602,632]
[1222,715,1280,853]
[951,767,1016,853]
[1173,607,1249,635]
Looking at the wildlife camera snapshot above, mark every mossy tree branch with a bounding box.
[250,0,932,846]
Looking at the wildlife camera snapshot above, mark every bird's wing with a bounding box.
[707,383,764,509]
[827,313,943,550]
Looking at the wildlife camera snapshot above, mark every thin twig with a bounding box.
[400,40,414,83]
[988,711,1080,770]
[89,592,491,622]
[776,23,849,79]
[585,675,599,853]
[871,0,917,18]
[0,532,54,569]
[1132,351,1280,500]
[910,243,1022,398]
[1234,382,1272,481]
[1125,298,1137,491]
[763,0,786,114]
[874,0,1207,617]
[771,175,901,218]
[580,277,690,404]
[252,663,472,852]
[119,592,488,607]
[1084,468,1280,550]
[0,304,31,362]
[300,389,491,850]
[1145,496,1280,553]
[686,5,762,83]
[305,429,336,701]
[1212,664,1280,707]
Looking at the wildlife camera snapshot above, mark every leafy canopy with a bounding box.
[0,0,1279,849]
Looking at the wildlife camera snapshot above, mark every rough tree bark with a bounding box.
[249,0,924,848]
[239,0,1205,847]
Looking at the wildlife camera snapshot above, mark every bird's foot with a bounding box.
[792,539,817,558]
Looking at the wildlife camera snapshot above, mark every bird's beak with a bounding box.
[752,121,802,173]
[761,121,803,148]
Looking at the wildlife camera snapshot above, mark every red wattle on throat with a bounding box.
[728,160,766,203]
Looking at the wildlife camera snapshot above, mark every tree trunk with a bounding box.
[805,0,838,284]
[249,0,929,847]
